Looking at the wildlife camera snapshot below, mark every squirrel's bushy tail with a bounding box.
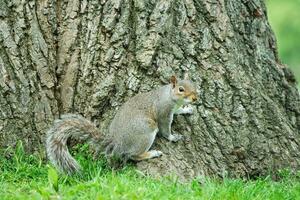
[46,114,101,174]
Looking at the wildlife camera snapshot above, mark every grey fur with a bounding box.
[46,114,101,174]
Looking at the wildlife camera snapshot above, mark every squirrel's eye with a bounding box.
[179,86,185,92]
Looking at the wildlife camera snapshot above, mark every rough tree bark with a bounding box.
[0,0,299,180]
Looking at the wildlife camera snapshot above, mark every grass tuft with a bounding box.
[0,143,300,199]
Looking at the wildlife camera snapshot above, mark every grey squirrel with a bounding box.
[46,75,198,174]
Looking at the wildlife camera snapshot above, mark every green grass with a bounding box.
[1,143,300,199]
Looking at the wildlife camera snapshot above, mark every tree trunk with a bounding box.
[0,0,299,180]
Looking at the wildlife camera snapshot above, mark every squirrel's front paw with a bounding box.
[175,105,194,115]
[183,105,194,114]
[167,134,183,142]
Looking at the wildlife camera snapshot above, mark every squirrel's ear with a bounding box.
[170,75,177,88]
[184,72,189,80]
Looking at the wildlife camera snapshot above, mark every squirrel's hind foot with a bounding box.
[131,150,163,161]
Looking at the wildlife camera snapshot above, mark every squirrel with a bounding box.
[46,74,198,174]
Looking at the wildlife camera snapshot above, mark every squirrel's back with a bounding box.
[108,85,171,133]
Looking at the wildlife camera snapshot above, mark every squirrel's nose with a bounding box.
[192,96,197,102]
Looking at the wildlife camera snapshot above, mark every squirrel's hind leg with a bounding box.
[128,124,162,161]
[131,150,163,161]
